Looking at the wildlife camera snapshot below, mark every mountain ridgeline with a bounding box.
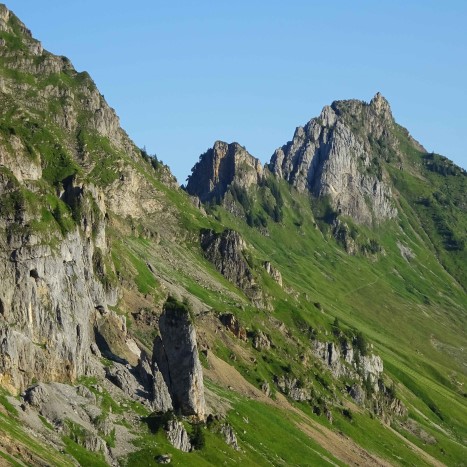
[187,94,467,287]
[0,4,466,466]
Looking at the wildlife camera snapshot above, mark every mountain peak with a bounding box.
[270,93,398,224]
[186,141,263,203]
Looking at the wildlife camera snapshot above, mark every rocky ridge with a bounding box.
[188,94,400,227]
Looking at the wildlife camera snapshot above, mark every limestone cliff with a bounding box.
[0,229,104,392]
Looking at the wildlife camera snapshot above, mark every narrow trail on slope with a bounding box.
[342,275,380,297]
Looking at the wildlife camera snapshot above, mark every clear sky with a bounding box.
[6,1,467,182]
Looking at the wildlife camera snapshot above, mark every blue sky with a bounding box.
[6,1,467,181]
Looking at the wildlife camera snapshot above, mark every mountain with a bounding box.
[0,4,466,466]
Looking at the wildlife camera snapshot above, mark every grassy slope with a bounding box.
[187,170,466,464]
[106,162,466,464]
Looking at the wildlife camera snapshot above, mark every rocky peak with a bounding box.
[186,141,263,203]
[270,94,398,225]
[0,5,148,169]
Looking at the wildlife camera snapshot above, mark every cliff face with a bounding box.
[0,4,171,392]
[0,230,103,392]
[186,141,263,203]
[270,93,398,224]
[0,159,114,393]
[200,229,264,307]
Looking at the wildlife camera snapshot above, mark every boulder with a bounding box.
[156,454,172,464]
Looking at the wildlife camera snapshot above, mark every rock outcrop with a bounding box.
[263,261,282,287]
[252,330,271,351]
[219,313,247,341]
[23,382,119,463]
[220,424,240,451]
[274,375,313,402]
[269,93,398,225]
[310,337,406,420]
[165,419,192,452]
[200,229,263,307]
[312,339,383,391]
[186,141,263,203]
[153,298,206,420]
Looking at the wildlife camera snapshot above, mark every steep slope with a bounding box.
[0,2,176,393]
[0,4,466,467]
[0,5,215,464]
